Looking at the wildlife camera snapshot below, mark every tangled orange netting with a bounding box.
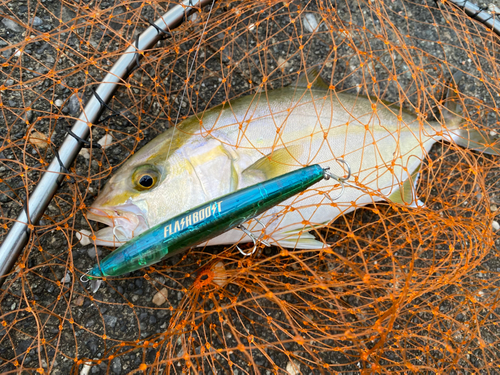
[1,0,500,373]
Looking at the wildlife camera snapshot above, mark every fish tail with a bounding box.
[448,128,500,156]
[440,71,464,129]
[441,71,500,156]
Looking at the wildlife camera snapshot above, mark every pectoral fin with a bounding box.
[241,144,303,184]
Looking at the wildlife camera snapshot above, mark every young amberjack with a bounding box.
[78,69,499,249]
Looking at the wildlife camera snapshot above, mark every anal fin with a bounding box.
[388,164,424,208]
[274,221,330,249]
[275,232,327,249]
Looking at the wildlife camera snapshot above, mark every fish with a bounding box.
[77,69,500,249]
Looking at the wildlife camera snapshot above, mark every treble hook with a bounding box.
[112,225,127,243]
[236,219,271,256]
[80,270,90,283]
[80,269,103,293]
[322,159,352,201]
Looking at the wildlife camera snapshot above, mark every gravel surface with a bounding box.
[1,0,500,374]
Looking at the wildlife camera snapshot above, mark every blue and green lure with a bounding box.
[83,164,345,290]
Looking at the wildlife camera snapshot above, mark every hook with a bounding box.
[323,158,351,181]
[322,159,353,201]
[236,219,271,256]
[80,269,103,293]
[254,218,271,247]
[112,225,127,243]
[323,183,345,202]
[80,270,90,283]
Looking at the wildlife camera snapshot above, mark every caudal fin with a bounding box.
[440,71,500,156]
[450,128,500,156]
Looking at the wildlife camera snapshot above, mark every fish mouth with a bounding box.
[77,200,149,247]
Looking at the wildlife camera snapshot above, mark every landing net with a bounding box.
[1,0,500,373]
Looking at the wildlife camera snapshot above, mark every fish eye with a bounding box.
[133,165,160,191]
[139,174,154,188]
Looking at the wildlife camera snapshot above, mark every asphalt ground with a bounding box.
[1,0,500,374]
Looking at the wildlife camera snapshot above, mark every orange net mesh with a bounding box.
[1,0,500,373]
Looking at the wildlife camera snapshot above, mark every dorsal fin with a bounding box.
[296,67,329,90]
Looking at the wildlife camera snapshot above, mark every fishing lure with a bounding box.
[82,163,351,291]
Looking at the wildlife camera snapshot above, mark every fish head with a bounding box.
[84,120,239,246]
[85,161,163,245]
